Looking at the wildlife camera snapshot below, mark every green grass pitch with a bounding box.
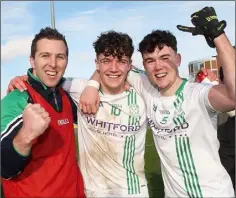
[144,129,164,198]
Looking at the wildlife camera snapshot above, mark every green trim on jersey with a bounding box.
[173,79,203,197]
[122,89,141,194]
[1,90,28,133]
[175,78,187,96]
[128,89,140,126]
[173,79,187,126]
[123,135,140,194]
[175,136,203,198]
[129,90,140,119]
[128,89,137,105]
[131,66,146,74]
[173,91,185,126]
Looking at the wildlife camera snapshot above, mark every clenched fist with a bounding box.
[13,103,51,155]
[22,103,51,140]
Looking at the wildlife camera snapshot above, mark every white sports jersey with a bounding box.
[128,69,234,198]
[63,78,149,198]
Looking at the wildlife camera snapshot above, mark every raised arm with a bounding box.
[127,65,156,98]
[207,35,235,112]
[177,6,235,112]
[214,34,235,101]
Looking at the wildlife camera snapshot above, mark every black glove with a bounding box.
[177,6,226,48]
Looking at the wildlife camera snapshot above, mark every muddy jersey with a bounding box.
[127,69,234,198]
[63,78,149,198]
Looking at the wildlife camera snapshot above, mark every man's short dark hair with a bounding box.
[138,30,177,54]
[93,30,134,59]
[31,27,69,58]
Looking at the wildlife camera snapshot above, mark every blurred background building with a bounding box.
[188,45,235,82]
[188,45,235,125]
[188,56,219,82]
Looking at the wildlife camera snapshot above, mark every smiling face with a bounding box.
[96,54,131,94]
[142,45,181,94]
[30,38,68,88]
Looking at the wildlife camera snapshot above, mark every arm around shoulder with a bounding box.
[127,66,153,96]
[62,77,88,96]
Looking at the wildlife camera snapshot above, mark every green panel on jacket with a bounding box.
[1,90,28,133]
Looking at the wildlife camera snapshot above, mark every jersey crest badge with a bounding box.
[129,104,140,117]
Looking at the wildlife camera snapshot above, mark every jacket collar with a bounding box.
[27,68,65,95]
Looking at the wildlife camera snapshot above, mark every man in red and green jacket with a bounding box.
[1,27,84,197]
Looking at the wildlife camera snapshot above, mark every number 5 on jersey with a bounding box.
[160,116,168,124]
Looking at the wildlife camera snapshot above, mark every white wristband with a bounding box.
[86,80,100,90]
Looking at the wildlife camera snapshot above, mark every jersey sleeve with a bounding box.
[1,90,31,179]
[127,66,154,97]
[62,77,88,105]
[196,83,219,127]
[196,83,216,112]
[191,83,217,123]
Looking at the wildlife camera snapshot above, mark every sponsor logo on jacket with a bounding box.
[58,118,69,126]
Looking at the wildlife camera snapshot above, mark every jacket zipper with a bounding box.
[53,91,59,111]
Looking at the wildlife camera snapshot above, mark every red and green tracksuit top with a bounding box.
[2,82,85,197]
